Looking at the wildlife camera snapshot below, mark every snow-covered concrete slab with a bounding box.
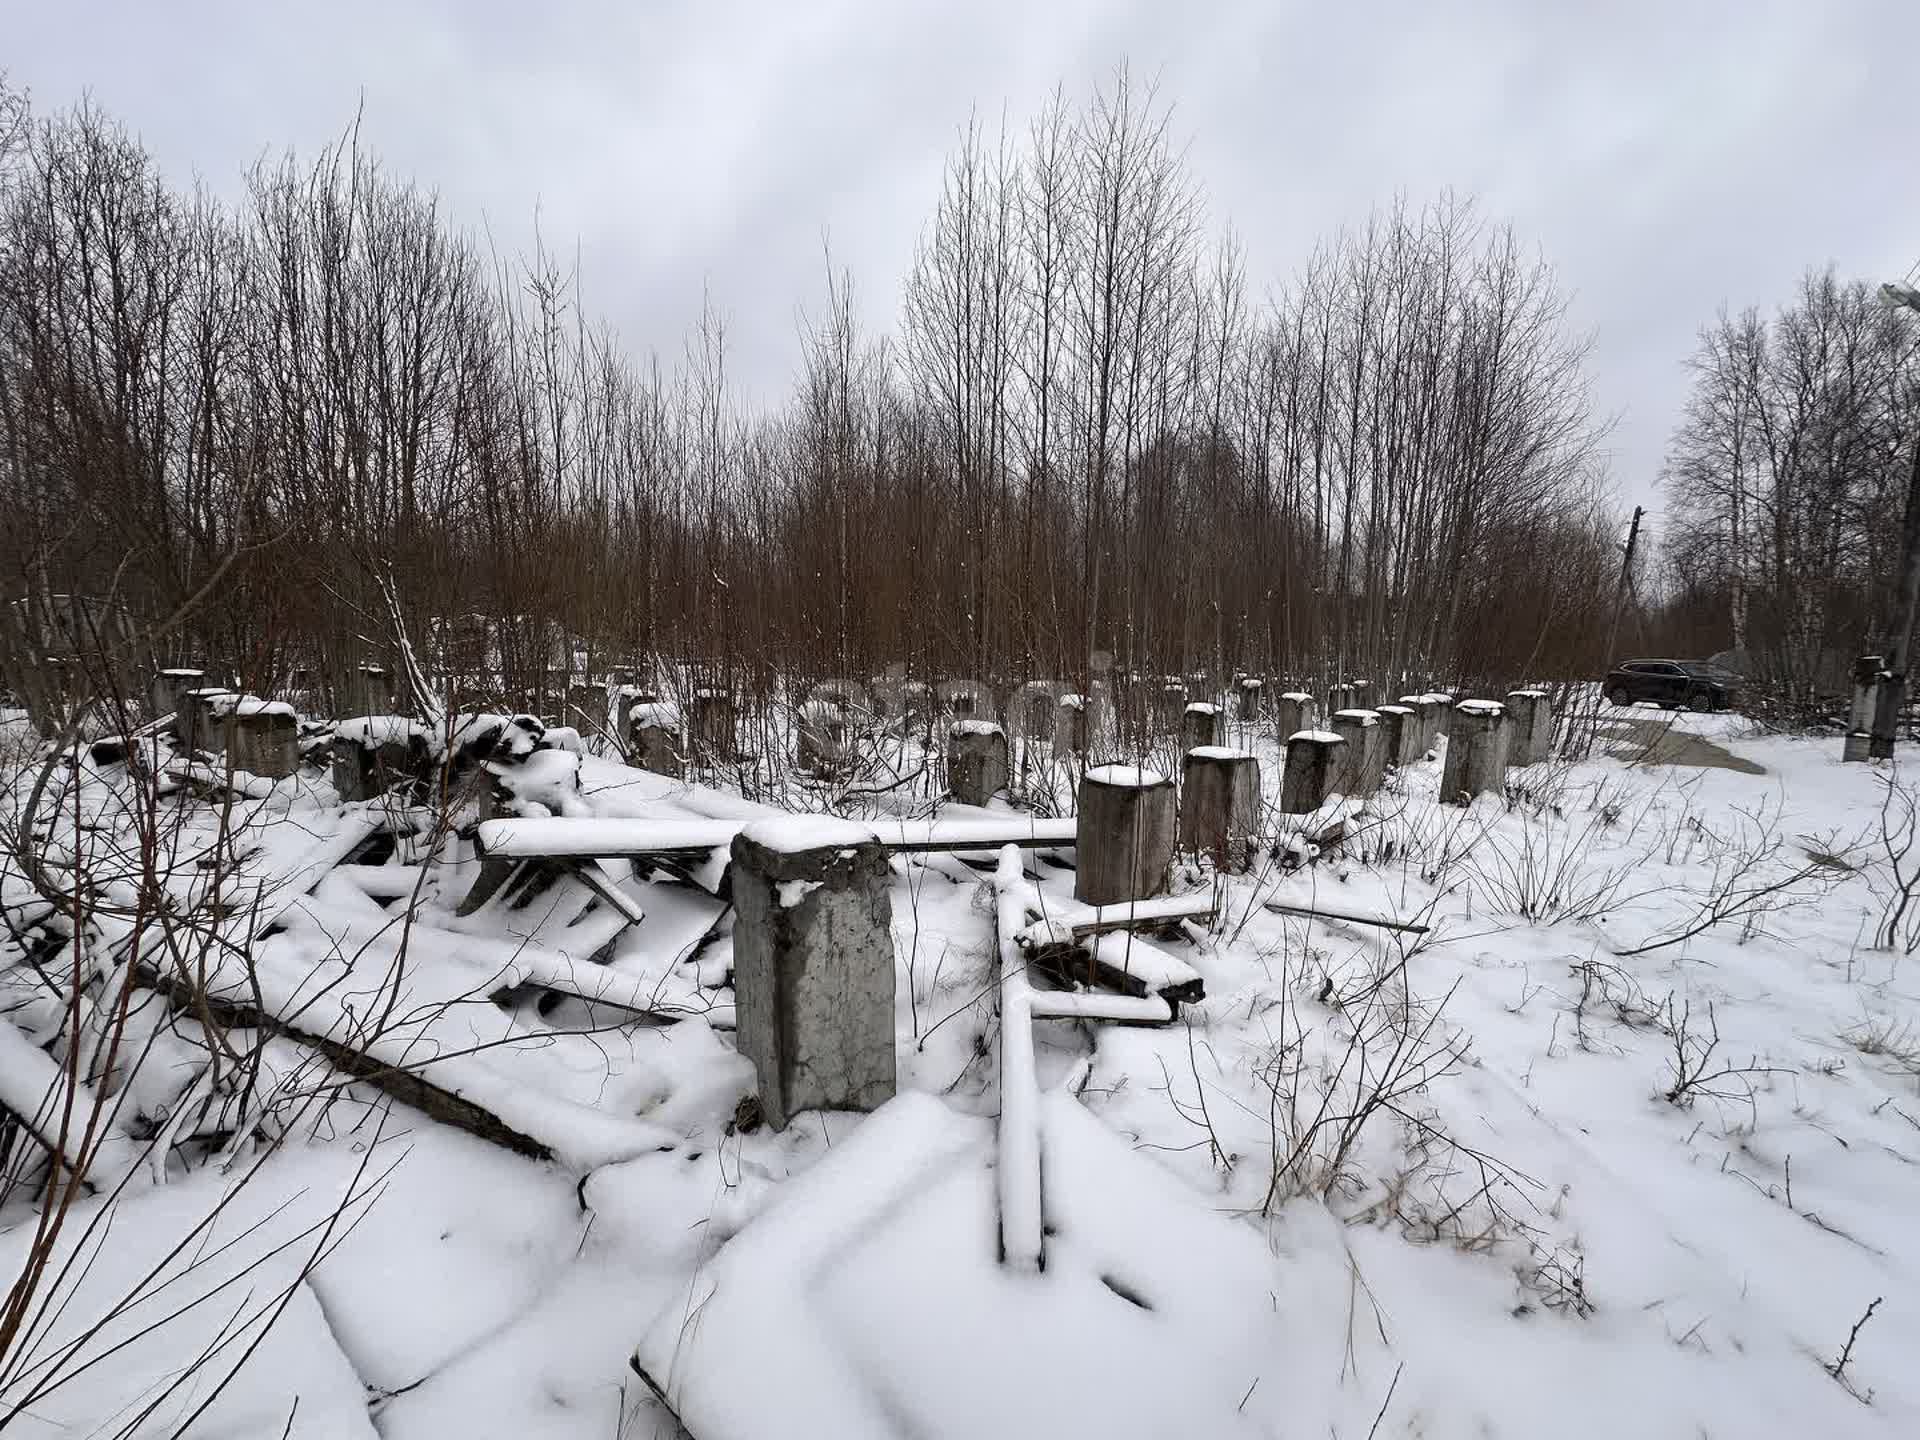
[633,1090,1300,1438]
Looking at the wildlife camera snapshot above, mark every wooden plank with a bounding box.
[1067,893,1216,939]
[1262,899,1430,935]
[476,815,738,859]
[1026,990,1172,1025]
[871,816,1078,854]
[570,858,648,926]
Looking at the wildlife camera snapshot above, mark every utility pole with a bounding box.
[1571,505,1643,761]
[1603,505,1644,669]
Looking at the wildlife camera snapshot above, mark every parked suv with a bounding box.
[1603,659,1739,712]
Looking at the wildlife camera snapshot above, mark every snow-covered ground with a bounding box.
[4,705,1918,1437]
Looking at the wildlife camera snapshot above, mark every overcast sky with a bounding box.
[6,0,1915,522]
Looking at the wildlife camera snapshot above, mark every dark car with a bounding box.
[1603,659,1740,712]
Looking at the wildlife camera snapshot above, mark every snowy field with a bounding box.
[3,705,1918,1438]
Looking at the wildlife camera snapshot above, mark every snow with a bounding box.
[778,877,825,907]
[1084,764,1167,788]
[1377,702,1415,716]
[335,714,434,747]
[1279,690,1314,702]
[1332,706,1380,722]
[1239,677,1263,689]
[739,814,879,852]
[477,815,741,857]
[948,718,1004,736]
[1058,693,1087,709]
[1186,744,1251,760]
[13,695,1920,1438]
[1290,728,1344,743]
[1456,697,1505,715]
[0,1147,384,1438]
[1184,701,1220,715]
[231,696,297,718]
[491,746,586,815]
[629,700,681,729]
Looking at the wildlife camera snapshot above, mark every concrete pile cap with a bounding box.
[1377,704,1415,717]
[1508,688,1549,699]
[1185,702,1220,716]
[1457,699,1506,716]
[1239,677,1263,689]
[1289,729,1344,744]
[160,668,204,678]
[629,701,682,728]
[738,815,881,853]
[949,719,1005,737]
[1187,745,1254,761]
[1084,764,1170,789]
[1332,708,1380,724]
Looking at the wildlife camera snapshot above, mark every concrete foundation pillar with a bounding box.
[1843,656,1882,763]
[1327,683,1358,716]
[355,664,389,717]
[1426,693,1456,737]
[689,689,737,762]
[566,682,610,732]
[1280,730,1346,813]
[1181,702,1221,751]
[1349,680,1373,710]
[1236,678,1263,724]
[1398,696,1439,755]
[731,818,896,1131]
[627,701,685,779]
[1058,695,1090,755]
[154,669,204,734]
[1075,766,1175,905]
[1505,690,1553,766]
[899,681,933,739]
[798,701,852,773]
[1376,704,1420,768]
[227,702,299,779]
[1329,709,1385,794]
[1154,681,1190,731]
[1274,692,1314,741]
[331,719,430,802]
[181,688,235,754]
[1180,748,1261,872]
[1009,686,1057,745]
[947,722,1010,806]
[1441,700,1510,804]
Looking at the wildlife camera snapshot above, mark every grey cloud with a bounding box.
[4,0,1914,511]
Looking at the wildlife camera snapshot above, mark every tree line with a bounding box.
[1657,268,1920,706]
[0,70,1624,718]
